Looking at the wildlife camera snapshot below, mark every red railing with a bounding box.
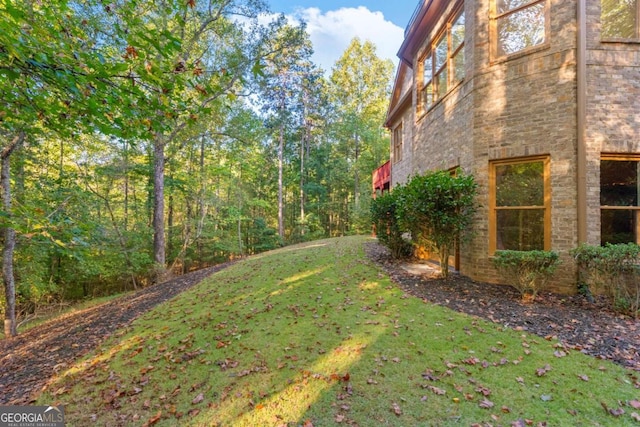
[372,160,391,194]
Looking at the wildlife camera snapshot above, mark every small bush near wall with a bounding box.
[572,243,640,318]
[394,169,477,278]
[491,250,561,302]
[370,192,412,259]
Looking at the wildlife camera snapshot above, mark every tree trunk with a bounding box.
[439,244,450,279]
[300,133,305,230]
[123,140,129,232]
[354,132,360,211]
[197,135,206,266]
[167,187,174,264]
[152,134,166,279]
[2,131,25,338]
[278,123,284,239]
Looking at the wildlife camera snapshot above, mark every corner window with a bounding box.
[420,8,465,113]
[600,155,640,244]
[490,156,551,252]
[491,0,549,59]
[601,0,640,40]
[393,124,403,163]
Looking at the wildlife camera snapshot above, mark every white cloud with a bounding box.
[280,7,404,73]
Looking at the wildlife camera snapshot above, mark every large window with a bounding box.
[420,9,465,112]
[490,156,551,252]
[601,0,640,40]
[393,124,403,163]
[491,0,549,59]
[600,155,640,244]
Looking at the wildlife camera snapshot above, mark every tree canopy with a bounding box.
[0,1,397,336]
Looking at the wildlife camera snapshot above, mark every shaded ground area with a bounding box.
[365,241,640,371]
[0,263,234,405]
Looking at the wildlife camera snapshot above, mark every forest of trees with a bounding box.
[0,0,394,336]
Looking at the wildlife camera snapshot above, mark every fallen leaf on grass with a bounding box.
[192,393,204,405]
[630,400,640,409]
[475,386,491,397]
[609,407,625,417]
[391,402,402,416]
[631,412,640,421]
[541,394,553,402]
[335,414,345,423]
[479,398,494,409]
[536,364,552,377]
[143,411,162,427]
[425,385,446,395]
[578,374,589,382]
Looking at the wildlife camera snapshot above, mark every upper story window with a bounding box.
[601,0,640,40]
[393,123,403,163]
[491,0,549,59]
[420,8,465,113]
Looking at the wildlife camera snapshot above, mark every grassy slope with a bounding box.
[38,236,639,426]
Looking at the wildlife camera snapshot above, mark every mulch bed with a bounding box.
[0,262,234,405]
[365,241,640,372]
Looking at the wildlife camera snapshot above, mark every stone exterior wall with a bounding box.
[392,0,640,294]
[400,0,581,292]
[584,0,640,245]
[389,106,413,188]
[468,0,579,292]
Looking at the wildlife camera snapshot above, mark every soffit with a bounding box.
[398,0,448,67]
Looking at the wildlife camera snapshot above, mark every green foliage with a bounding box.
[395,169,477,277]
[246,217,282,253]
[492,250,561,301]
[572,243,640,317]
[0,0,402,326]
[370,192,412,259]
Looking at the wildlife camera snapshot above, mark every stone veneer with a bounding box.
[389,0,640,293]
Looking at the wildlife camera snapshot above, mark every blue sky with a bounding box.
[265,1,420,72]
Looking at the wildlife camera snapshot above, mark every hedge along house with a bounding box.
[382,0,640,292]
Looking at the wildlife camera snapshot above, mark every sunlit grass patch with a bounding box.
[37,236,640,426]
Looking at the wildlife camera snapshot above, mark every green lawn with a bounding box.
[38,236,640,426]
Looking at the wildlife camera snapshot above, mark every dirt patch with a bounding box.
[365,241,640,371]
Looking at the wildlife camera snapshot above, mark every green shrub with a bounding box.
[571,243,640,317]
[492,250,561,301]
[394,169,477,278]
[370,192,412,259]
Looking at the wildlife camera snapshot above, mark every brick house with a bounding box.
[382,0,640,292]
